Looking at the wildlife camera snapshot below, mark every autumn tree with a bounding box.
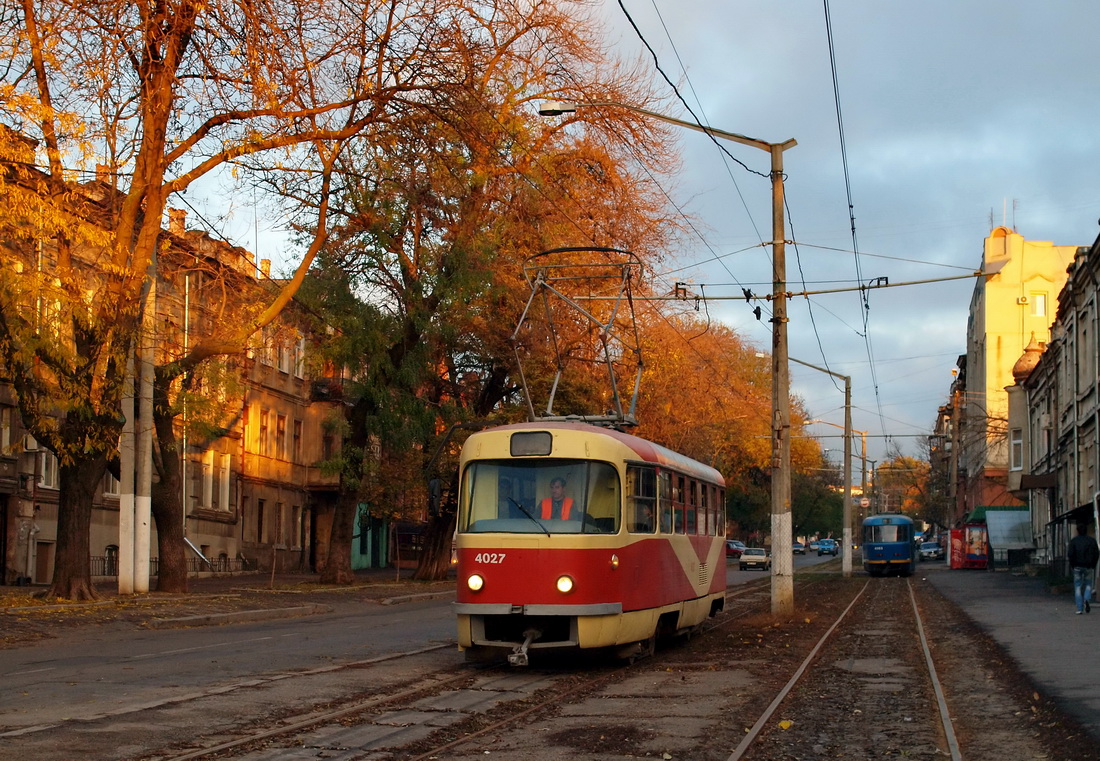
[290,2,686,582]
[0,0,555,598]
[875,453,931,516]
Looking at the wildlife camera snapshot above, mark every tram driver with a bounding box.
[540,476,575,521]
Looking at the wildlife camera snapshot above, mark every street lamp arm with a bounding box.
[538,100,795,154]
[538,95,798,614]
[808,419,867,436]
[791,357,848,385]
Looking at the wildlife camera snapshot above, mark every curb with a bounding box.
[145,603,332,628]
[379,590,456,606]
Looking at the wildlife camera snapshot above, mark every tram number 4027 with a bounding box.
[474,552,507,564]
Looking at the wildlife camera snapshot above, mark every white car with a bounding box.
[739,547,771,571]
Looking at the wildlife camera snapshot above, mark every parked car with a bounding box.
[725,540,746,559]
[920,541,945,561]
[808,540,821,552]
[739,547,771,571]
[818,539,839,556]
[792,541,806,554]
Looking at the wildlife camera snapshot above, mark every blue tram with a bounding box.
[862,513,917,577]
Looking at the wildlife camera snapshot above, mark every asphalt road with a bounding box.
[0,596,456,731]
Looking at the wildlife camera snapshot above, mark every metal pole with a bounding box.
[801,380,857,577]
[842,380,853,577]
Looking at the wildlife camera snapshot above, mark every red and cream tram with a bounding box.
[453,422,727,665]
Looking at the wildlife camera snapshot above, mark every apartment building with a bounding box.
[0,169,377,584]
[1007,226,1100,572]
[947,227,1075,523]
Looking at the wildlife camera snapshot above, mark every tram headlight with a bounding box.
[467,573,485,592]
[556,575,574,594]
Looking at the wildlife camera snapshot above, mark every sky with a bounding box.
[592,0,1100,470]
[205,1,1100,474]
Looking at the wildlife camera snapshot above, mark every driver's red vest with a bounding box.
[540,497,574,520]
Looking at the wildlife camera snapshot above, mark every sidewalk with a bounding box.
[922,562,1100,740]
[1,568,456,644]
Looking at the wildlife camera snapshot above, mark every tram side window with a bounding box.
[700,483,713,535]
[674,475,686,533]
[685,480,698,534]
[627,466,657,533]
[657,471,673,533]
[583,463,621,533]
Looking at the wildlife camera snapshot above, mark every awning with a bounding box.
[986,510,1034,550]
[1019,472,1057,489]
[964,504,1028,524]
[1047,503,1097,526]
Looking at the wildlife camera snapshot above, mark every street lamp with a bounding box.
[541,100,798,614]
[791,360,852,577]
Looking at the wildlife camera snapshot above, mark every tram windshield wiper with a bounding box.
[510,497,551,536]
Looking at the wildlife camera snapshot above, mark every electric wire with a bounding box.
[822,0,888,443]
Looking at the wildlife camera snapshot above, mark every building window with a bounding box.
[202,449,214,507]
[291,505,301,549]
[1009,428,1023,471]
[40,449,59,489]
[219,453,231,510]
[278,342,292,374]
[1030,292,1047,317]
[259,409,270,456]
[0,406,11,452]
[292,419,302,463]
[276,415,287,460]
[103,472,120,497]
[294,336,306,378]
[260,326,274,366]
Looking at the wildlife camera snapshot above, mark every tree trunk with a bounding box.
[319,490,356,584]
[413,512,455,581]
[151,378,189,593]
[49,454,108,601]
[151,466,188,593]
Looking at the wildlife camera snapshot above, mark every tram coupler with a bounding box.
[508,628,541,667]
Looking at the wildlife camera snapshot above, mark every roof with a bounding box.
[963,504,1028,524]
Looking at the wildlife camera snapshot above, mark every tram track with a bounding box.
[140,574,823,761]
[728,578,960,761]
[81,571,1081,761]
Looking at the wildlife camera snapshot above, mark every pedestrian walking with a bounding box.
[1068,522,1099,614]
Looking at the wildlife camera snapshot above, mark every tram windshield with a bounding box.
[460,460,621,534]
[865,523,910,543]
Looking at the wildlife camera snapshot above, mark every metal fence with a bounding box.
[90,555,256,577]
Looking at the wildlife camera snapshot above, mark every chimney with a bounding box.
[259,259,271,278]
[168,208,187,233]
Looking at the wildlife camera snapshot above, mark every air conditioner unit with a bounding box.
[1016,296,1029,305]
[22,434,38,451]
